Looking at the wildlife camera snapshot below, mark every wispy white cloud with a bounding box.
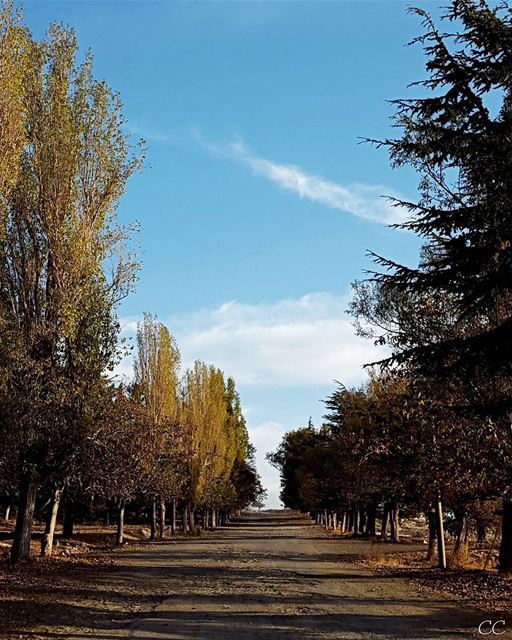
[198,135,408,225]
[116,292,385,387]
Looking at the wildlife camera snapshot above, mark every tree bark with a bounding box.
[159,499,166,539]
[11,472,38,563]
[212,508,217,528]
[116,499,125,545]
[150,498,157,540]
[477,521,487,543]
[499,496,512,574]
[41,484,63,557]
[182,504,189,533]
[427,509,437,561]
[390,503,400,542]
[381,503,389,539]
[171,499,176,536]
[4,504,10,522]
[188,505,196,533]
[365,501,377,537]
[435,494,447,570]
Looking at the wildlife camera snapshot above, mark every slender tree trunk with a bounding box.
[365,501,377,536]
[182,504,189,533]
[171,499,176,536]
[390,503,400,542]
[499,496,512,574]
[359,510,367,535]
[150,498,157,540]
[435,494,447,570]
[116,499,125,545]
[159,499,166,539]
[204,507,210,530]
[188,505,196,533]
[353,504,360,536]
[212,507,217,528]
[427,510,437,561]
[477,521,487,543]
[347,509,354,533]
[381,503,390,539]
[324,509,329,530]
[4,504,10,522]
[41,485,63,557]
[11,472,39,563]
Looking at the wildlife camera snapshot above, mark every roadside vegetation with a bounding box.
[269,0,512,577]
[0,0,264,566]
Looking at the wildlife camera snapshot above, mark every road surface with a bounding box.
[113,511,483,640]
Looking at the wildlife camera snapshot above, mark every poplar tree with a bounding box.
[0,17,141,562]
[134,313,181,538]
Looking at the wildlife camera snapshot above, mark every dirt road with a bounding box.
[1,511,495,639]
[118,511,483,640]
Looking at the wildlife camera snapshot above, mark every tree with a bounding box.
[362,0,512,573]
[0,18,141,562]
[134,314,181,538]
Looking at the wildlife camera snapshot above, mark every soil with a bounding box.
[0,511,509,639]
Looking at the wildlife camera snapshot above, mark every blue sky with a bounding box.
[22,0,433,507]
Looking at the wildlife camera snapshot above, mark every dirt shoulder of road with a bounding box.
[318,520,512,616]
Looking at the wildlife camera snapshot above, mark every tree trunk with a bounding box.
[381,504,389,539]
[171,499,176,536]
[204,507,210,530]
[159,499,166,539]
[477,521,487,543]
[4,504,10,522]
[365,501,377,537]
[427,510,437,561]
[390,503,400,542]
[324,509,329,530]
[499,496,512,574]
[347,509,354,533]
[435,494,447,570]
[11,472,39,563]
[62,496,75,537]
[212,507,217,528]
[352,504,359,536]
[116,499,125,545]
[182,504,189,533]
[150,498,157,540]
[358,509,366,535]
[41,485,63,557]
[188,505,196,533]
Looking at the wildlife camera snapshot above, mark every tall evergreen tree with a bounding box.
[364,0,512,574]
